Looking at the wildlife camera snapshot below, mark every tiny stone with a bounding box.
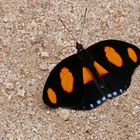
[8,95,12,100]
[17,88,26,97]
[17,47,25,52]
[40,51,49,58]
[30,36,37,44]
[132,106,139,114]
[0,77,5,84]
[27,79,35,86]
[71,130,75,134]
[71,110,76,113]
[37,75,42,80]
[33,128,37,133]
[3,18,8,23]
[46,111,50,114]
[57,109,70,121]
[39,64,47,70]
[48,64,55,71]
[5,82,14,90]
[113,100,119,106]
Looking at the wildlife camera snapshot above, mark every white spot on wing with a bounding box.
[107,93,112,98]
[97,99,102,104]
[90,104,94,108]
[113,91,118,96]
[102,96,106,101]
[119,89,123,93]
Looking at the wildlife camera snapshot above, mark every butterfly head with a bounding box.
[76,42,84,52]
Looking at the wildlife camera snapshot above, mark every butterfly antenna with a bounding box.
[59,18,78,43]
[79,8,87,44]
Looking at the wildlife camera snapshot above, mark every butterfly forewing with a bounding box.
[81,40,140,109]
[43,54,84,108]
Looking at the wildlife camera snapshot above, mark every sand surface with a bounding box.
[0,0,140,140]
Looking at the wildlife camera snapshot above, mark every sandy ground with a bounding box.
[0,0,140,140]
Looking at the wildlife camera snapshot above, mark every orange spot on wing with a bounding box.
[127,47,138,63]
[47,88,57,104]
[60,67,74,93]
[93,61,109,77]
[104,46,123,67]
[82,67,94,84]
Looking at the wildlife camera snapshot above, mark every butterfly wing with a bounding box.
[43,40,140,110]
[82,40,140,109]
[43,54,85,109]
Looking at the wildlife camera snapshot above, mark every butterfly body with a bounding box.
[43,40,140,110]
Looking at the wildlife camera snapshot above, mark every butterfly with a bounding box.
[43,39,140,110]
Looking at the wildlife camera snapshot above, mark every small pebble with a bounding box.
[3,18,9,23]
[48,64,55,71]
[5,82,14,90]
[39,64,47,70]
[0,77,5,84]
[57,109,70,121]
[37,75,42,80]
[113,100,119,106]
[39,63,55,71]
[46,111,50,115]
[132,106,139,114]
[17,47,25,52]
[40,51,49,58]
[27,79,35,86]
[8,95,12,100]
[17,88,26,97]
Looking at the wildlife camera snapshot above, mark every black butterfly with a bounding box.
[43,39,140,110]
